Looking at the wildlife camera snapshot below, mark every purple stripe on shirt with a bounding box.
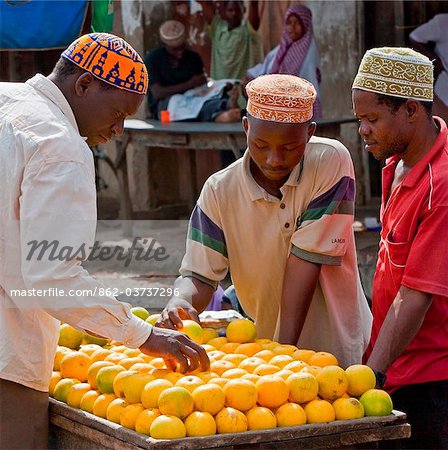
[308,176,355,209]
[190,204,225,244]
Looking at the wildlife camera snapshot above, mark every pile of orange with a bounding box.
[51,318,393,440]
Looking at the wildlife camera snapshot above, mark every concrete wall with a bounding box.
[307,1,367,202]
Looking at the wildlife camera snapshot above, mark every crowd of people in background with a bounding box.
[146,1,322,122]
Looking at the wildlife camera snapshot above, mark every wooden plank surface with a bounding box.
[49,399,410,450]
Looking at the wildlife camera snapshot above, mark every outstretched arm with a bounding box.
[151,73,207,100]
[366,286,432,374]
[278,253,321,344]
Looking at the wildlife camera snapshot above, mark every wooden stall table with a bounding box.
[114,118,357,235]
[49,398,410,450]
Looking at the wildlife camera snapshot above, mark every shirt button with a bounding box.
[285,222,290,228]
[280,203,286,209]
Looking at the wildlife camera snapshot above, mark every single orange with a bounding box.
[345,365,376,397]
[245,406,277,430]
[308,351,339,367]
[225,319,257,343]
[255,376,289,408]
[210,360,236,376]
[157,387,194,419]
[235,342,262,357]
[215,407,248,433]
[184,411,217,437]
[304,399,335,423]
[60,351,91,382]
[192,383,225,415]
[316,365,349,401]
[150,415,186,439]
[333,397,365,420]
[276,402,307,427]
[224,379,258,412]
[239,357,266,373]
[287,372,319,404]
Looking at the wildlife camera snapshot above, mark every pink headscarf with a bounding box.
[270,5,314,76]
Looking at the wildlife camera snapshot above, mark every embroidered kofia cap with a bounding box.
[246,74,316,123]
[352,47,433,101]
[62,33,148,95]
[159,20,186,48]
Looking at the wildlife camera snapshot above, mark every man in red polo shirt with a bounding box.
[352,47,448,449]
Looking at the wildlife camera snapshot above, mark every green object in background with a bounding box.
[91,0,114,33]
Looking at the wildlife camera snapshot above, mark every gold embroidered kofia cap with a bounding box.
[352,47,433,101]
[246,74,317,123]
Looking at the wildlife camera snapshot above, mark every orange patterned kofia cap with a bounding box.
[62,33,148,95]
[246,74,316,123]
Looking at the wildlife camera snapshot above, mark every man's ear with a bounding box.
[405,100,418,122]
[307,121,317,141]
[242,115,249,134]
[74,72,95,97]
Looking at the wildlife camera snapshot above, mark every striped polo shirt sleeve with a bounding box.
[290,144,356,266]
[180,180,229,287]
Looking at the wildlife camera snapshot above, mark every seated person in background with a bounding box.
[146,20,240,122]
[244,5,322,118]
[199,0,263,81]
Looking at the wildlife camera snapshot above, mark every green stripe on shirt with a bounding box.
[301,200,354,222]
[189,227,228,258]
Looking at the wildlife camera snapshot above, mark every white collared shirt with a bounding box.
[0,74,151,392]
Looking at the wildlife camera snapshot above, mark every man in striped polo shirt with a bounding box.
[159,74,372,368]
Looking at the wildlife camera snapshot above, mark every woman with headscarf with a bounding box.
[244,4,322,118]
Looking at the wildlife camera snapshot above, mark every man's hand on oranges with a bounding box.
[157,297,201,330]
[139,326,209,373]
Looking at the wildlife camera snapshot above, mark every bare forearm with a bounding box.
[367,286,432,373]
[247,1,260,30]
[153,74,207,100]
[175,276,215,313]
[278,253,321,344]
[151,81,194,100]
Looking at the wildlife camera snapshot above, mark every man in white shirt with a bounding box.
[0,33,208,449]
